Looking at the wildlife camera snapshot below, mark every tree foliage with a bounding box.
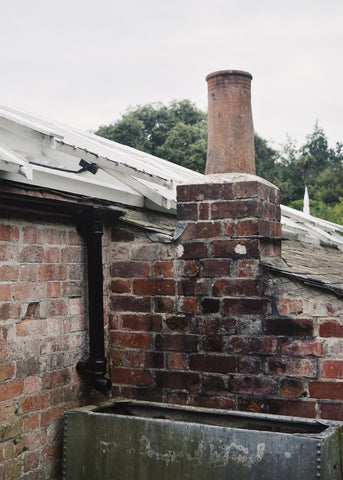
[95,100,207,172]
[95,102,343,224]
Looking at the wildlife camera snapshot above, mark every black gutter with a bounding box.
[0,190,122,396]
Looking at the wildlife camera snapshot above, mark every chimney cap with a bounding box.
[206,70,253,82]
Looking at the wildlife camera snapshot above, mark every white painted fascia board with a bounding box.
[54,139,175,189]
[0,142,32,179]
[112,170,176,211]
[0,165,144,208]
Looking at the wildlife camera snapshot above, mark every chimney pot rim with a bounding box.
[206,70,253,82]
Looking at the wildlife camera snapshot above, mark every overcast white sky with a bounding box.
[1,0,342,148]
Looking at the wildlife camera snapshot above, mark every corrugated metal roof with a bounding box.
[0,103,342,250]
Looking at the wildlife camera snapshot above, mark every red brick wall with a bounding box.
[108,177,343,421]
[0,214,102,479]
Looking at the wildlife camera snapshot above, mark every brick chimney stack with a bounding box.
[205,70,255,175]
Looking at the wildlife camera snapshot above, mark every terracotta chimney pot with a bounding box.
[205,70,255,175]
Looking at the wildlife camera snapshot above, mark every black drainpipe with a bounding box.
[76,213,112,396]
[0,189,122,396]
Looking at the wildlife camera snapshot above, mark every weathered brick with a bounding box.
[110,295,151,313]
[192,393,237,410]
[238,397,264,413]
[182,260,199,277]
[237,357,262,374]
[0,303,21,321]
[201,298,220,314]
[44,247,60,263]
[321,402,343,420]
[202,374,226,391]
[181,241,208,259]
[200,258,231,277]
[201,335,223,352]
[20,264,38,281]
[165,315,188,331]
[46,299,68,316]
[111,228,135,242]
[212,239,260,258]
[183,222,221,240]
[61,246,82,263]
[0,284,11,301]
[199,202,210,220]
[110,261,150,278]
[191,316,237,335]
[37,228,66,245]
[267,358,317,378]
[177,202,198,220]
[178,278,210,296]
[39,264,68,281]
[19,392,50,414]
[155,371,199,390]
[0,380,24,401]
[154,297,175,313]
[309,381,343,399]
[179,296,198,314]
[0,363,15,382]
[223,298,270,316]
[133,278,175,296]
[111,368,152,386]
[19,245,44,263]
[322,360,343,378]
[16,319,47,337]
[24,376,40,395]
[0,265,19,281]
[319,320,343,337]
[229,376,277,395]
[280,379,307,398]
[228,337,277,355]
[0,224,19,241]
[265,318,313,337]
[47,282,61,298]
[0,324,16,342]
[277,298,303,315]
[24,450,40,472]
[279,339,322,356]
[110,279,131,293]
[177,183,222,202]
[122,350,164,369]
[211,199,263,219]
[131,244,172,261]
[268,399,316,418]
[190,354,236,373]
[155,333,198,353]
[167,352,187,370]
[235,219,271,237]
[120,387,163,403]
[212,278,259,297]
[153,261,174,278]
[14,283,46,301]
[110,331,152,349]
[122,314,162,332]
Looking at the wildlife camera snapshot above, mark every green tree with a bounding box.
[95,100,207,172]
